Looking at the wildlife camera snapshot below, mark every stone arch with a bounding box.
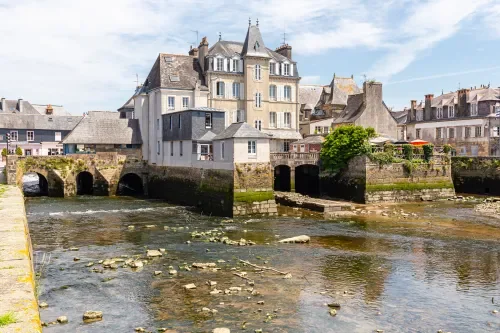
[22,172,49,196]
[21,167,64,197]
[295,164,320,196]
[76,171,94,195]
[274,165,291,192]
[117,173,144,196]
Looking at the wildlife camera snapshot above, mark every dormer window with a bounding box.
[471,103,478,116]
[232,59,239,72]
[436,107,443,119]
[448,105,455,118]
[254,41,260,50]
[269,62,276,75]
[216,58,224,71]
[283,63,290,76]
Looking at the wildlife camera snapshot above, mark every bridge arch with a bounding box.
[117,173,144,196]
[22,172,49,196]
[295,164,320,196]
[76,171,94,195]
[274,165,291,192]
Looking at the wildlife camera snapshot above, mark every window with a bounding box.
[465,127,471,138]
[157,141,160,155]
[216,58,224,71]
[269,62,276,74]
[216,82,225,97]
[248,140,256,155]
[416,110,423,121]
[205,112,212,128]
[182,97,189,109]
[180,141,183,156]
[170,141,174,156]
[55,132,61,141]
[475,126,482,137]
[284,112,291,128]
[178,114,181,128]
[221,141,225,159]
[169,116,172,130]
[471,103,478,116]
[269,85,277,101]
[315,126,322,134]
[284,86,292,101]
[198,144,213,161]
[436,107,443,119]
[448,105,455,118]
[156,119,160,130]
[232,59,239,72]
[168,96,175,110]
[436,127,443,139]
[495,105,500,116]
[448,128,455,139]
[255,92,262,108]
[283,140,291,152]
[324,126,330,134]
[254,64,261,80]
[283,63,290,76]
[269,112,277,128]
[10,131,18,141]
[27,131,34,142]
[232,82,240,99]
[254,120,262,131]
[416,129,421,139]
[493,127,500,137]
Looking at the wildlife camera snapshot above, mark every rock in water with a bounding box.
[39,302,49,309]
[83,311,103,320]
[329,309,337,316]
[213,329,230,333]
[130,260,143,268]
[278,235,310,244]
[57,316,68,323]
[184,283,196,290]
[147,249,162,257]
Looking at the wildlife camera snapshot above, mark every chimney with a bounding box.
[1,98,5,112]
[46,104,53,115]
[363,81,383,107]
[188,45,199,58]
[198,37,209,72]
[18,99,23,113]
[275,44,292,60]
[424,94,433,121]
[457,89,470,117]
[410,100,417,121]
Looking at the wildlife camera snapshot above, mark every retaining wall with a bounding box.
[0,185,41,332]
[452,156,500,195]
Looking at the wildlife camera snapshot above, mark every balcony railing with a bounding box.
[270,152,320,161]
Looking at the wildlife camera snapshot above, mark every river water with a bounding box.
[26,196,500,333]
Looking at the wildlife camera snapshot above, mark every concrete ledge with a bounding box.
[0,185,42,333]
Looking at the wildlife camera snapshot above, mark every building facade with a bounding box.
[405,86,500,156]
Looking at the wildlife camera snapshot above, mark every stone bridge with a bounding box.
[5,151,148,197]
[270,152,320,194]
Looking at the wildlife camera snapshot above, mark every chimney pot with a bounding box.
[275,44,292,59]
[18,99,23,113]
[188,47,199,58]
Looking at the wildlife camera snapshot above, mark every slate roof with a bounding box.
[118,85,143,112]
[62,111,142,144]
[0,99,41,115]
[292,135,325,145]
[0,114,82,130]
[241,25,270,58]
[299,85,324,110]
[142,54,207,93]
[390,110,408,125]
[32,104,71,116]
[326,76,362,106]
[332,93,365,124]
[213,122,270,140]
[198,131,216,142]
[260,129,302,140]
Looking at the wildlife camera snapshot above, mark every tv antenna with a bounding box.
[134,73,139,87]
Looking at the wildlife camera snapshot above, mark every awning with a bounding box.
[410,139,429,146]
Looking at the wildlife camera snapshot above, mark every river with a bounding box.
[26,196,500,332]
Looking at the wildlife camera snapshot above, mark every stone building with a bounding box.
[314,75,361,119]
[405,86,500,156]
[298,84,323,122]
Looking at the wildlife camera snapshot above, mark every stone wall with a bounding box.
[452,156,500,195]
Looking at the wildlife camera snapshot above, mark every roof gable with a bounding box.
[213,122,270,140]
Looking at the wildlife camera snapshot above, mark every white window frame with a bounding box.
[269,62,276,75]
[475,126,482,137]
[493,127,500,137]
[205,112,212,128]
[436,107,443,119]
[10,131,18,142]
[315,126,322,134]
[495,105,500,115]
[168,96,175,110]
[216,81,225,97]
[283,140,291,152]
[448,127,455,139]
[232,59,239,72]
[254,120,262,131]
[232,82,240,99]
[27,131,34,142]
[269,85,277,101]
[416,128,421,139]
[465,127,471,138]
[283,63,290,76]
[54,132,61,141]
[269,112,277,128]
[182,97,189,109]
[284,112,291,128]
[284,86,292,101]
[436,127,443,139]
[216,58,224,71]
[254,65,261,80]
[448,105,455,118]
[248,140,256,155]
[255,92,262,108]
[471,103,478,116]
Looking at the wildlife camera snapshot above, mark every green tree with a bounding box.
[15,147,23,156]
[320,125,377,172]
[1,148,6,157]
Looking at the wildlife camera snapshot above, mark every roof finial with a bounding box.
[256,18,259,27]
[249,18,251,27]
[219,32,221,41]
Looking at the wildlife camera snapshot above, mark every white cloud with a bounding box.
[386,65,500,85]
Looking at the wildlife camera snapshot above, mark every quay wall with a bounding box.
[452,156,500,195]
[0,185,42,332]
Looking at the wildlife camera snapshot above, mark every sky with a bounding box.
[0,0,499,114]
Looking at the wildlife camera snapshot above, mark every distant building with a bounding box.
[299,84,323,122]
[315,75,361,119]
[291,135,324,153]
[405,86,500,156]
[299,117,333,136]
[63,111,142,154]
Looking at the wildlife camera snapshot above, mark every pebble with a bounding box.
[85,262,94,267]
[257,301,264,305]
[127,225,135,230]
[283,273,292,279]
[69,247,79,251]
[130,260,143,268]
[493,309,498,314]
[145,224,156,228]
[168,269,178,275]
[135,328,145,332]
[207,280,217,286]
[329,309,337,316]
[159,248,166,253]
[57,316,68,324]
[73,257,80,261]
[39,302,49,309]
[154,271,162,276]
[83,311,103,320]
[147,249,162,257]
[184,283,196,290]
[213,328,230,333]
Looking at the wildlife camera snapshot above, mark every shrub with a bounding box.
[402,144,413,160]
[443,144,452,154]
[15,147,22,156]
[369,152,395,165]
[383,143,395,155]
[422,144,434,161]
[1,148,6,157]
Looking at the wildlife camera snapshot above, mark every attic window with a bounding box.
[67,117,73,122]
[254,41,260,50]
[48,117,53,122]
[165,56,174,62]
[170,75,180,82]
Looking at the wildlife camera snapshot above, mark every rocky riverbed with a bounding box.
[26,196,500,332]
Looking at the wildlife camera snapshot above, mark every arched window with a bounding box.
[216,82,225,97]
[269,85,277,101]
[284,86,292,101]
[254,65,261,80]
[255,92,262,108]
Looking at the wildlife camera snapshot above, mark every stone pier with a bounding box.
[0,185,42,332]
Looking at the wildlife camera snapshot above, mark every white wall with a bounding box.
[134,94,149,161]
[212,139,235,170]
[162,140,193,167]
[233,138,270,163]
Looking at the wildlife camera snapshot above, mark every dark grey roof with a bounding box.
[118,85,144,112]
[326,76,362,105]
[332,93,365,124]
[142,54,207,93]
[62,111,142,144]
[213,122,270,140]
[390,110,408,125]
[198,131,216,142]
[293,135,325,145]
[0,99,41,115]
[167,107,225,115]
[299,85,324,110]
[241,25,270,58]
[0,114,82,130]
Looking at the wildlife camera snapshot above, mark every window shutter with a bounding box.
[291,85,295,102]
[213,80,217,98]
[280,63,284,76]
[275,62,280,75]
[290,63,294,76]
[225,81,230,99]
[229,59,233,72]
[239,59,243,72]
[223,58,228,71]
[209,58,213,71]
[240,83,244,99]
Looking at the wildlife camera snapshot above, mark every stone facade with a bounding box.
[451,156,500,195]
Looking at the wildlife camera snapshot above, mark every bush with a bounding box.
[1,148,6,157]
[413,146,423,155]
[402,144,413,160]
[443,144,452,154]
[320,125,377,172]
[383,143,394,155]
[15,147,22,156]
[422,144,434,161]
[369,152,395,165]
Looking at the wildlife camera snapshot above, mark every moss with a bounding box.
[0,312,16,327]
[366,181,454,192]
[234,190,274,203]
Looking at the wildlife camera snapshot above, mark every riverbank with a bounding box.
[0,185,41,333]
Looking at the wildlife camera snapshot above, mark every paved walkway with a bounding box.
[0,185,41,333]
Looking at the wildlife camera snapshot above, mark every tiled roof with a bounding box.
[292,135,325,144]
[32,104,71,116]
[0,114,82,130]
[213,122,270,140]
[299,85,324,110]
[327,76,362,105]
[209,40,295,65]
[0,99,41,115]
[390,110,408,125]
[62,111,142,144]
[332,93,365,124]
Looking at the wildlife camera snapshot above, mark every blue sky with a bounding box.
[0,0,499,114]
